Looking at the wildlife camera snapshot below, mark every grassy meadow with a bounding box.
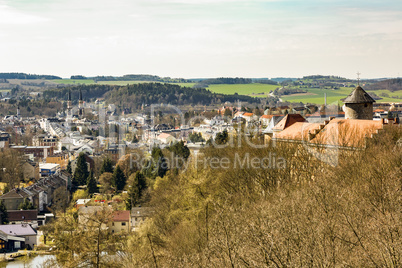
[52,79,95,84]
[207,83,279,96]
[51,79,196,88]
[280,87,402,104]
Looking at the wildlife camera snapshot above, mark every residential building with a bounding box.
[110,210,130,233]
[0,224,38,249]
[46,153,69,170]
[131,207,153,231]
[39,163,60,178]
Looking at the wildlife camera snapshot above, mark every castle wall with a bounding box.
[344,103,373,120]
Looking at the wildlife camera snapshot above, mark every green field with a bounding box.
[280,87,402,104]
[98,81,195,87]
[207,83,279,96]
[51,79,196,87]
[52,79,95,84]
[169,82,195,88]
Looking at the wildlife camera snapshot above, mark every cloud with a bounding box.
[0,3,49,25]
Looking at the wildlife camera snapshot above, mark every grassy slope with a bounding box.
[51,79,196,87]
[52,79,95,84]
[281,87,402,104]
[207,83,278,95]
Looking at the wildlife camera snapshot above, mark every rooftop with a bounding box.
[273,114,306,131]
[7,210,38,222]
[0,224,37,236]
[343,85,376,104]
[112,210,130,222]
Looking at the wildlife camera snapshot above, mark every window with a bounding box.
[121,222,126,226]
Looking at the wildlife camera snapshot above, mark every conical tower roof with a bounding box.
[343,85,375,104]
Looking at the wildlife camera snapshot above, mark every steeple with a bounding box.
[78,88,84,118]
[342,85,375,120]
[79,88,83,101]
[67,89,72,111]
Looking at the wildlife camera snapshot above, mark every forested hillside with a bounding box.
[194,77,252,88]
[43,83,259,108]
[366,78,402,92]
[0,72,61,80]
[117,126,401,267]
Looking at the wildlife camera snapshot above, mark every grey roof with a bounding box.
[131,207,154,217]
[343,86,375,104]
[0,224,37,236]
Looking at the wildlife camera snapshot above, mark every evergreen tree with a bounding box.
[18,198,34,210]
[215,130,229,145]
[112,165,126,191]
[126,172,147,210]
[100,158,114,174]
[66,161,72,175]
[150,147,168,178]
[73,153,89,186]
[0,200,8,224]
[168,141,190,161]
[87,171,97,195]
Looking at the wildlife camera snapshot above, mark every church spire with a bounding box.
[79,88,82,101]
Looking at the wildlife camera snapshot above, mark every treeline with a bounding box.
[252,79,278,85]
[70,75,87,79]
[303,75,349,80]
[43,85,117,101]
[105,83,259,108]
[0,73,61,80]
[194,77,252,88]
[43,83,259,109]
[93,74,187,83]
[366,78,402,92]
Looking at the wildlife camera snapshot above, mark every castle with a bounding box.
[342,85,375,120]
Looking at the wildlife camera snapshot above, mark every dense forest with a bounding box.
[366,78,402,92]
[43,83,259,109]
[194,77,253,88]
[0,73,61,80]
[302,75,351,81]
[122,126,401,266]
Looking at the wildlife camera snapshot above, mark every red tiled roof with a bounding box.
[112,210,130,222]
[243,113,254,117]
[275,122,321,141]
[273,114,306,131]
[310,119,384,147]
[260,115,274,119]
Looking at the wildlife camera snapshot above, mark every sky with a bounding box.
[0,0,401,79]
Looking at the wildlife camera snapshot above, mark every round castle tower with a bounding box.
[342,85,375,120]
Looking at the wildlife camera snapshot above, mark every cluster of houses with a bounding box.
[0,172,70,251]
[76,202,153,234]
[0,84,400,252]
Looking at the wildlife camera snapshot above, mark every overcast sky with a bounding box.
[0,0,401,79]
